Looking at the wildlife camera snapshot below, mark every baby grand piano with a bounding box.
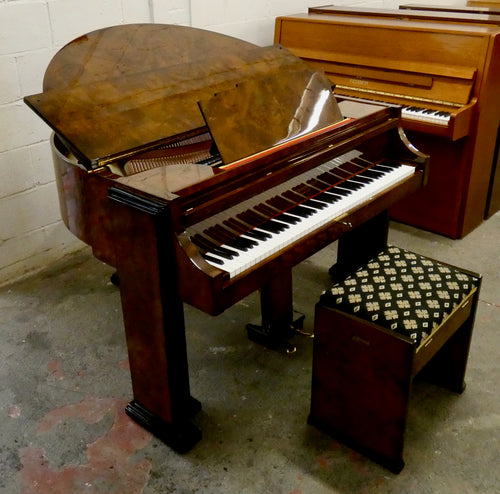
[275,10,500,238]
[24,24,427,452]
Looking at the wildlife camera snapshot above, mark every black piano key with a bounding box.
[205,226,229,245]
[349,174,372,184]
[257,220,287,234]
[255,203,279,217]
[315,191,341,203]
[237,210,261,228]
[287,204,315,218]
[216,223,257,247]
[193,234,238,259]
[283,189,307,204]
[303,198,327,210]
[238,210,288,233]
[307,177,331,190]
[212,225,256,250]
[277,213,301,224]
[251,211,289,232]
[351,157,375,168]
[225,218,271,240]
[244,229,272,240]
[338,161,363,174]
[336,180,362,191]
[358,169,384,179]
[266,219,290,231]
[267,195,296,211]
[317,171,342,187]
[377,160,402,170]
[293,183,321,198]
[223,224,259,247]
[329,167,350,180]
[372,163,396,173]
[327,186,351,197]
[202,253,224,265]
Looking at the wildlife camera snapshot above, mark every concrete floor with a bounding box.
[1,215,499,494]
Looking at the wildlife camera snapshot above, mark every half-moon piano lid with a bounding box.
[24,23,337,170]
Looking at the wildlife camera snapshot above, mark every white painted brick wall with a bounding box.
[0,0,395,286]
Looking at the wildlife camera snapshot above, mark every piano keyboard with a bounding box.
[402,106,450,126]
[188,150,415,278]
[337,93,451,127]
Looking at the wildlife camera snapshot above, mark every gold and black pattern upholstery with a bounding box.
[321,245,480,346]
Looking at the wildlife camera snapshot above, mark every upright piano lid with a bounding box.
[199,66,343,166]
[24,24,319,169]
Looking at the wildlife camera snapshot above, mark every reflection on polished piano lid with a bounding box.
[199,67,342,165]
[116,164,215,198]
[24,23,342,170]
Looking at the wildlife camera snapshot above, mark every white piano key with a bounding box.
[402,106,450,126]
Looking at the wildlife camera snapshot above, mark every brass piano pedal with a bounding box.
[295,327,314,338]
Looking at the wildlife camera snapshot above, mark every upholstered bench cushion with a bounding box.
[320,245,480,346]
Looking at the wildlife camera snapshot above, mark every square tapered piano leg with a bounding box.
[126,398,202,453]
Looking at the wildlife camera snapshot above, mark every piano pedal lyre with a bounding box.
[246,310,307,355]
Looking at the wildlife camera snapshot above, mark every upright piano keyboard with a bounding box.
[24,24,427,451]
[275,10,500,237]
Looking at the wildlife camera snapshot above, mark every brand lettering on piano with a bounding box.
[350,78,369,86]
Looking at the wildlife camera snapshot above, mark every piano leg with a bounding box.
[109,188,201,453]
[246,269,305,353]
[330,211,389,282]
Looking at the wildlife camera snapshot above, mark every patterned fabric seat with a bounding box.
[309,245,481,473]
[320,245,480,347]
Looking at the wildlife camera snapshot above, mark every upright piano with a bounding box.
[24,24,427,451]
[275,10,500,237]
[401,2,500,16]
[398,2,500,217]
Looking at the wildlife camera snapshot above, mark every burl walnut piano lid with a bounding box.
[24,23,343,170]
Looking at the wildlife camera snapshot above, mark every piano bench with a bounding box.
[308,245,481,473]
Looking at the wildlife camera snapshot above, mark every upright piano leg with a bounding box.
[109,188,201,453]
[246,269,305,352]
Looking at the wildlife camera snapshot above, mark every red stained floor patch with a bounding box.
[19,396,152,494]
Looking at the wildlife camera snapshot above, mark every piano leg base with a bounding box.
[125,399,202,453]
[246,310,305,353]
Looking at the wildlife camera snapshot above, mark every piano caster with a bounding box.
[125,398,202,453]
[246,310,305,354]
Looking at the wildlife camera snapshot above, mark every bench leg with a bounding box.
[419,318,474,393]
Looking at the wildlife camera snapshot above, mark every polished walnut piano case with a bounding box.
[24,24,428,452]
